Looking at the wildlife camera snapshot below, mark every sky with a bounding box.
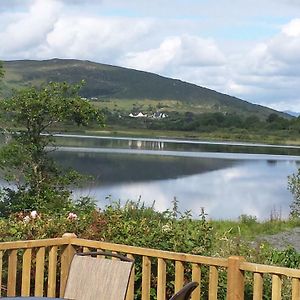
[1,0,300,112]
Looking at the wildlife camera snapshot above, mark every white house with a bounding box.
[129,112,147,118]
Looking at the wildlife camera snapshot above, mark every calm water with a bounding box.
[53,134,300,220]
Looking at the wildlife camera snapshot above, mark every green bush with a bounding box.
[0,199,213,255]
[0,200,215,299]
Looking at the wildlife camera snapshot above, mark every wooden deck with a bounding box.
[0,233,299,299]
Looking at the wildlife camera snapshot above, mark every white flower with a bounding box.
[162,224,172,232]
[23,216,30,223]
[67,212,78,220]
[30,210,38,219]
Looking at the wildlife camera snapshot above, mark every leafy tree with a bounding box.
[0,61,4,93]
[288,169,300,217]
[0,61,3,80]
[0,81,104,216]
[267,113,280,123]
[244,115,260,129]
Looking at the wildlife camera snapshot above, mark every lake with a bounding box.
[53,134,300,220]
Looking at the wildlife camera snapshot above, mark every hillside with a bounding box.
[1,58,287,119]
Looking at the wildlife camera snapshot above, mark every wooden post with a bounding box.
[292,278,300,300]
[35,247,46,296]
[47,246,58,297]
[157,258,166,300]
[141,256,151,300]
[191,264,201,300]
[209,266,218,300]
[271,274,282,300]
[175,261,184,293]
[253,272,263,300]
[21,248,32,296]
[227,256,245,300]
[7,250,18,297]
[60,233,77,297]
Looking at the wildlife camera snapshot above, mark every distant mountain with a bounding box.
[283,110,300,117]
[1,58,289,119]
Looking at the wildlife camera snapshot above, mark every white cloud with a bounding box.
[41,16,152,62]
[243,19,300,73]
[122,35,225,73]
[0,0,153,62]
[268,21,300,65]
[0,0,62,57]
[282,19,300,37]
[121,37,181,73]
[207,18,300,110]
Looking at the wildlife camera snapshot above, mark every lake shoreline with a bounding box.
[53,132,300,150]
[61,126,300,146]
[52,134,300,220]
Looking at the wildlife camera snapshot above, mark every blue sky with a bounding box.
[1,0,300,111]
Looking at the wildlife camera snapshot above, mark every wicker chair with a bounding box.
[64,251,134,300]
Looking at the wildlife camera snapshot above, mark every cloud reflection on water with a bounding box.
[76,160,298,220]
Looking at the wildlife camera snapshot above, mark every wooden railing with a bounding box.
[0,233,299,299]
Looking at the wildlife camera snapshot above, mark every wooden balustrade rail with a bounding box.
[70,237,227,300]
[0,234,299,299]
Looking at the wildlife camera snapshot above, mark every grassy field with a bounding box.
[211,216,300,240]
[93,98,216,114]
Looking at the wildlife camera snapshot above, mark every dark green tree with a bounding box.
[288,169,300,217]
[0,61,3,78]
[0,81,104,216]
[267,113,280,123]
[0,61,4,91]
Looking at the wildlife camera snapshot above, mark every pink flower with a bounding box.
[67,212,78,220]
[30,210,38,219]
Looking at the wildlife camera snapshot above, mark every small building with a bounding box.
[136,112,147,118]
[129,112,147,118]
[152,112,168,119]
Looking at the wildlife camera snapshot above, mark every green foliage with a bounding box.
[288,169,300,217]
[0,201,214,299]
[267,246,300,268]
[0,61,3,80]
[212,215,300,242]
[0,200,214,252]
[0,81,104,131]
[97,199,213,254]
[0,61,4,93]
[0,82,104,216]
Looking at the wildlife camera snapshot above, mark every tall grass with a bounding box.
[211,214,300,240]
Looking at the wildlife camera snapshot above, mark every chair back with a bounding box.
[64,251,134,300]
[169,282,199,300]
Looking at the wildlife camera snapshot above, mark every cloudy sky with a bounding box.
[1,0,300,111]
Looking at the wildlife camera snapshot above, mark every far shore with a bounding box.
[53,132,300,149]
[58,126,300,147]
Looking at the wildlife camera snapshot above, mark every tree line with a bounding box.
[105,109,299,133]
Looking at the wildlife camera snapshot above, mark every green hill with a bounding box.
[1,58,287,119]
